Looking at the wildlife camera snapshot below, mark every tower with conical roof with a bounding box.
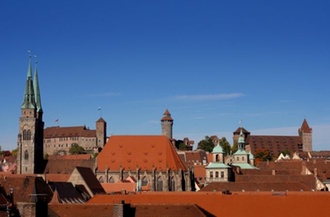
[161,109,173,139]
[17,54,45,174]
[298,119,312,152]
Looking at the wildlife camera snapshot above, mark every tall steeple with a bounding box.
[33,58,43,117]
[17,53,45,174]
[21,53,35,110]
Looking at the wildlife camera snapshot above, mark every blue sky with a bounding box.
[0,1,329,151]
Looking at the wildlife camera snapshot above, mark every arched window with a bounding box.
[210,171,213,178]
[98,176,104,183]
[23,130,31,140]
[170,176,175,191]
[141,176,148,186]
[216,154,220,162]
[109,177,114,183]
[24,150,29,160]
[156,176,163,191]
[215,171,219,178]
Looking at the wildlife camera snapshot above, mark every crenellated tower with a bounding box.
[17,54,45,174]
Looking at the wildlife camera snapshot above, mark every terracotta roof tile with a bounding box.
[44,126,96,138]
[97,135,186,172]
[86,192,330,217]
[299,119,312,133]
[44,159,95,174]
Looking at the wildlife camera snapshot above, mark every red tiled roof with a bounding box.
[248,135,301,157]
[101,183,136,193]
[86,192,330,217]
[48,154,91,160]
[44,126,96,138]
[44,159,95,174]
[161,109,173,121]
[97,135,186,172]
[299,119,312,133]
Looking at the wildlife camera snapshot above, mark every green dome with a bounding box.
[238,136,245,144]
[212,143,223,153]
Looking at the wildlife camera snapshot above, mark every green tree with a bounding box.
[231,142,238,154]
[255,149,272,161]
[178,142,187,151]
[219,137,231,155]
[197,136,214,152]
[11,148,18,158]
[69,143,86,155]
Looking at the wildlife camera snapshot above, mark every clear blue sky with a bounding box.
[0,1,329,151]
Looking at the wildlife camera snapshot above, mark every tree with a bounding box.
[219,137,231,155]
[178,142,187,151]
[231,142,238,154]
[197,136,214,152]
[254,149,272,162]
[11,148,18,158]
[69,143,86,155]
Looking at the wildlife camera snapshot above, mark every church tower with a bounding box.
[17,55,44,174]
[96,117,107,148]
[161,109,173,139]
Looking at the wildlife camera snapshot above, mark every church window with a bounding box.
[142,176,148,186]
[170,176,175,191]
[98,176,104,183]
[216,154,220,162]
[23,130,31,140]
[210,171,213,178]
[215,171,219,178]
[24,150,29,160]
[221,171,224,178]
[242,157,244,161]
[156,176,163,191]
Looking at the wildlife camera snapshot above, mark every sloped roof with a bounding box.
[87,192,330,217]
[44,126,96,138]
[161,109,173,121]
[48,182,85,203]
[206,162,230,169]
[233,127,250,135]
[97,135,187,171]
[248,135,302,157]
[200,181,311,192]
[299,119,312,133]
[72,167,105,195]
[96,117,106,123]
[0,175,53,203]
[44,158,95,174]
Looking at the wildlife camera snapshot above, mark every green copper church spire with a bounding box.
[33,56,43,113]
[21,52,36,109]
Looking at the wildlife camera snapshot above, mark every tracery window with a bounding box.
[24,150,29,160]
[23,130,31,140]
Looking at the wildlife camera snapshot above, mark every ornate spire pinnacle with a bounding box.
[33,55,43,113]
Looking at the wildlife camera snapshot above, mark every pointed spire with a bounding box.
[33,56,43,113]
[21,51,36,109]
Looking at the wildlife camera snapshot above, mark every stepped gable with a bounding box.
[248,135,301,157]
[0,175,53,203]
[97,135,187,171]
[44,126,96,138]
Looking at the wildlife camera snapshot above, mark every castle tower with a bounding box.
[17,55,44,174]
[96,117,107,148]
[161,109,173,139]
[298,119,312,152]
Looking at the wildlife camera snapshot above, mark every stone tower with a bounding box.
[96,117,107,148]
[298,119,312,152]
[161,109,173,139]
[17,55,44,174]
